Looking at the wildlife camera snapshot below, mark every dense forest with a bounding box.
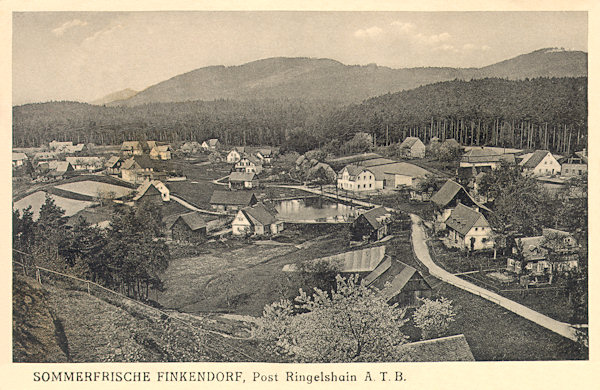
[13,77,587,154]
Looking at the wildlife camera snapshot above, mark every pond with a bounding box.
[274,197,360,222]
[13,191,95,221]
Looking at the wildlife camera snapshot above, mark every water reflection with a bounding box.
[274,197,360,222]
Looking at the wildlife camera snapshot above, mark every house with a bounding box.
[133,180,170,204]
[232,202,284,236]
[201,139,220,151]
[226,147,245,163]
[430,179,485,224]
[234,156,263,174]
[375,162,430,189]
[560,151,587,178]
[149,145,172,160]
[121,141,145,156]
[337,165,380,192]
[105,156,124,174]
[460,147,514,169]
[397,334,475,362]
[47,161,74,178]
[209,190,258,212]
[49,140,74,152]
[120,156,159,184]
[399,137,426,159]
[169,212,224,242]
[507,228,579,277]
[65,143,87,154]
[379,261,432,306]
[519,150,561,176]
[33,152,58,162]
[65,156,103,171]
[12,152,28,167]
[228,172,258,190]
[255,148,275,164]
[282,246,387,274]
[444,203,494,251]
[180,141,202,154]
[351,207,392,241]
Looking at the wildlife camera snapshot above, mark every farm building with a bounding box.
[121,141,145,156]
[12,152,28,167]
[351,207,392,242]
[444,203,494,251]
[133,180,170,204]
[149,145,172,160]
[398,334,475,362]
[430,179,487,225]
[169,212,223,242]
[520,150,561,176]
[229,172,258,190]
[201,139,220,151]
[378,261,432,306]
[65,156,103,172]
[283,246,387,274]
[560,151,587,178]
[507,228,579,277]
[232,202,283,236]
[460,147,515,169]
[120,156,162,184]
[398,137,426,159]
[234,156,263,174]
[210,190,258,212]
[226,147,245,163]
[47,161,74,178]
[105,156,124,174]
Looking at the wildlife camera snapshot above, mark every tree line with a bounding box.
[13,77,587,155]
[13,196,169,301]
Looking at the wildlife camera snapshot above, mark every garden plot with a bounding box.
[55,181,133,199]
[13,191,94,220]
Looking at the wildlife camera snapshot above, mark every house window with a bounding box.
[369,184,372,188]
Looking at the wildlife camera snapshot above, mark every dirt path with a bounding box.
[409,213,579,342]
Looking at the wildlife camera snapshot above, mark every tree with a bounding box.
[412,297,456,340]
[436,142,462,162]
[253,275,408,362]
[342,132,373,154]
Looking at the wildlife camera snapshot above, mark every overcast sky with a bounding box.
[12,11,587,105]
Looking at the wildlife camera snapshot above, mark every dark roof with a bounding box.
[461,148,503,163]
[210,190,257,206]
[522,150,551,169]
[398,334,475,362]
[340,165,374,178]
[359,207,392,230]
[229,172,256,182]
[122,155,156,170]
[173,212,216,231]
[430,180,467,208]
[380,261,431,302]
[445,203,486,236]
[242,202,277,226]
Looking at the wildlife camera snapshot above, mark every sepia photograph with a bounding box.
[10,8,590,371]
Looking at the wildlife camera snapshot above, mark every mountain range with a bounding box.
[93,48,587,106]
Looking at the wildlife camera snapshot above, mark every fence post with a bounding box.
[87,282,90,295]
[36,268,41,285]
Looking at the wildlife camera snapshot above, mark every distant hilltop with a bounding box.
[91,48,586,106]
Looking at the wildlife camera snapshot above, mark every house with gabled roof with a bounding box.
[133,180,170,204]
[398,334,475,362]
[49,140,74,152]
[378,261,432,306]
[399,137,426,158]
[226,147,245,163]
[201,139,220,151]
[282,246,387,274]
[120,155,162,184]
[12,152,28,168]
[121,141,145,156]
[337,165,380,192]
[560,151,587,178]
[234,156,263,174]
[444,203,494,251]
[180,141,202,154]
[47,161,74,178]
[255,148,275,164]
[351,207,392,242]
[169,212,224,242]
[520,150,561,176]
[149,145,172,160]
[65,156,103,171]
[105,155,124,174]
[460,147,515,169]
[232,202,283,236]
[229,172,258,189]
[210,190,258,212]
[430,179,487,225]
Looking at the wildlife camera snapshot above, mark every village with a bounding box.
[12,130,588,361]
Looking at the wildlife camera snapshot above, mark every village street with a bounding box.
[409,213,579,342]
[282,184,580,343]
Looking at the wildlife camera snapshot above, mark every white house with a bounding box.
[201,139,220,151]
[12,152,28,167]
[444,203,494,251]
[234,157,263,174]
[337,165,381,192]
[149,145,172,160]
[255,148,274,164]
[226,147,245,163]
[232,202,284,236]
[520,150,561,176]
